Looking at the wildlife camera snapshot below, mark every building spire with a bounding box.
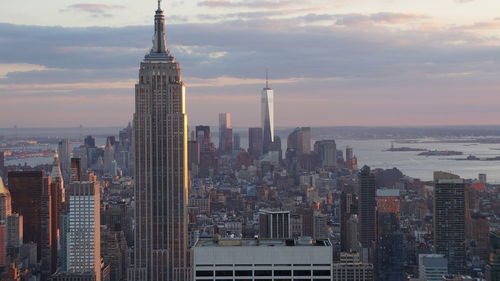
[147,0,172,59]
[266,69,269,89]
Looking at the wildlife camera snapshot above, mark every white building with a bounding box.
[67,181,101,280]
[193,237,332,281]
[418,254,448,281]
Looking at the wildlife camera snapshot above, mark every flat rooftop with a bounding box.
[195,237,331,248]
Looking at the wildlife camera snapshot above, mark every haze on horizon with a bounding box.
[1,0,500,128]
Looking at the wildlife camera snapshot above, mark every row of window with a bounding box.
[196,279,330,281]
[196,270,331,277]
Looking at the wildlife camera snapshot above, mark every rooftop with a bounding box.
[195,237,331,248]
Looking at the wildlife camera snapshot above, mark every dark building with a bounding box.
[0,151,4,180]
[376,212,404,281]
[248,128,263,159]
[188,140,200,172]
[487,231,500,281]
[70,158,82,182]
[359,166,377,261]
[233,133,241,152]
[287,127,311,155]
[8,171,54,275]
[196,126,212,153]
[84,135,96,148]
[434,178,466,275]
[101,228,128,281]
[218,113,233,155]
[259,210,291,239]
[341,192,358,252]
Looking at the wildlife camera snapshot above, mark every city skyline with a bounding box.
[2,1,500,127]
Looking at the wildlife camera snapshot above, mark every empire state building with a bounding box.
[129,2,189,281]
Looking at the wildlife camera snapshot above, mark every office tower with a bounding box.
[479,173,487,184]
[418,254,448,281]
[346,147,353,163]
[358,166,376,262]
[49,153,65,274]
[58,139,71,181]
[376,189,400,218]
[130,2,189,281]
[345,147,358,170]
[218,113,233,155]
[313,212,328,240]
[188,140,200,173]
[84,136,96,148]
[434,178,466,274]
[6,213,22,256]
[67,181,101,280]
[376,212,403,281]
[71,158,82,182]
[0,151,4,180]
[487,232,500,281]
[102,228,128,281]
[341,192,358,252]
[466,212,490,262]
[314,140,337,170]
[287,127,311,155]
[261,75,274,155]
[248,127,263,158]
[0,177,11,267]
[233,133,241,152]
[196,126,212,152]
[259,210,290,239]
[104,138,115,176]
[8,171,52,266]
[332,252,374,281]
[193,238,332,280]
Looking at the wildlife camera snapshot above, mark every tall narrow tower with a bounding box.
[261,71,274,154]
[129,1,189,281]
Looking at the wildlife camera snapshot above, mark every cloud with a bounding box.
[198,0,309,9]
[1,14,500,126]
[0,63,56,79]
[62,3,125,18]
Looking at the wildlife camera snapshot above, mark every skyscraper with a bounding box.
[0,177,11,267]
[218,113,233,155]
[341,192,358,252]
[67,181,101,280]
[358,166,376,263]
[434,178,466,274]
[8,171,52,267]
[50,153,65,274]
[0,151,5,181]
[261,74,274,154]
[58,139,71,181]
[129,2,189,280]
[287,127,311,155]
[314,140,337,170]
[248,127,263,159]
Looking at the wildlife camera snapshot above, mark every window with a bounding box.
[274,270,292,276]
[293,270,311,276]
[235,270,252,276]
[255,270,272,276]
[313,270,330,276]
[215,271,233,277]
[196,271,214,277]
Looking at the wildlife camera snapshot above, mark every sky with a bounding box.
[1,0,500,128]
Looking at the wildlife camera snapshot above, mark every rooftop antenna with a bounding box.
[266,69,269,88]
[158,0,162,10]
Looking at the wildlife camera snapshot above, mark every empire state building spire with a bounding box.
[148,0,172,60]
